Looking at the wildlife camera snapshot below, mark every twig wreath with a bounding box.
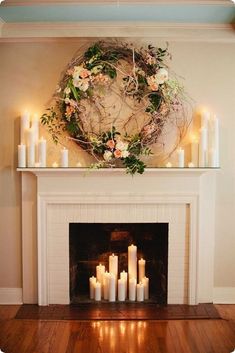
[41,40,189,174]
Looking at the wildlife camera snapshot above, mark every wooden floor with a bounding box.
[0,305,235,353]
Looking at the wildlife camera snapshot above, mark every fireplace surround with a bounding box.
[19,168,216,306]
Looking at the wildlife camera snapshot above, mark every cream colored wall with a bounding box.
[0,39,234,291]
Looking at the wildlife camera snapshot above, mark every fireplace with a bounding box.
[69,223,168,305]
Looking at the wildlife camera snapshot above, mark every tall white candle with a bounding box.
[177,148,184,168]
[128,244,137,280]
[103,271,110,300]
[109,254,118,279]
[208,149,217,167]
[129,278,136,301]
[96,264,105,285]
[136,283,144,302]
[38,136,47,167]
[26,128,35,167]
[20,111,30,144]
[201,110,210,130]
[208,115,219,167]
[118,279,125,302]
[142,276,149,300]
[18,144,26,168]
[61,147,68,167]
[94,282,101,301]
[89,276,96,300]
[138,258,146,283]
[199,127,208,167]
[191,137,199,167]
[120,270,128,299]
[108,273,116,302]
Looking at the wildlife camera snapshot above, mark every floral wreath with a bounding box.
[41,40,187,174]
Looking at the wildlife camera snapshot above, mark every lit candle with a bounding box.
[128,244,137,280]
[188,162,194,168]
[177,148,184,168]
[136,282,144,302]
[18,144,26,168]
[142,276,149,300]
[61,147,68,167]
[76,162,82,167]
[118,278,125,302]
[103,271,110,300]
[108,273,116,302]
[201,109,210,130]
[26,128,35,167]
[20,111,30,144]
[89,276,96,300]
[52,162,58,168]
[166,162,172,168]
[199,126,208,167]
[129,278,136,301]
[120,270,128,299]
[208,148,217,167]
[208,115,219,167]
[138,258,146,283]
[94,282,101,301]
[38,136,47,167]
[34,162,41,168]
[191,136,199,167]
[31,113,39,143]
[96,264,105,285]
[109,254,118,279]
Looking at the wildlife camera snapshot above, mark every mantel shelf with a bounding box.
[17,167,219,177]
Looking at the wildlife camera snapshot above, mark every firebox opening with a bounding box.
[69,223,168,305]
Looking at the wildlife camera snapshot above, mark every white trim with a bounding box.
[1,22,234,42]
[0,288,23,304]
[213,287,235,304]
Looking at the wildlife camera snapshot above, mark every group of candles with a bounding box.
[89,244,149,302]
[166,110,219,168]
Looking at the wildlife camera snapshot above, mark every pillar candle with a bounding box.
[199,127,208,167]
[89,276,96,300]
[118,279,125,302]
[38,136,47,167]
[108,274,116,302]
[191,137,199,167]
[52,162,58,168]
[26,128,35,167]
[120,270,128,299]
[20,111,30,144]
[109,254,118,279]
[18,144,26,168]
[136,283,144,302]
[142,276,149,300]
[96,264,105,284]
[31,114,39,143]
[94,282,101,301]
[208,149,217,167]
[138,258,146,283]
[129,278,136,301]
[61,147,68,167]
[128,244,137,280]
[200,110,210,130]
[208,115,219,167]
[177,148,184,168]
[103,271,110,300]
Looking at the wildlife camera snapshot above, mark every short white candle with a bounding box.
[103,271,110,300]
[138,258,146,283]
[18,144,26,168]
[136,283,144,302]
[129,278,136,301]
[61,147,68,167]
[34,162,41,168]
[128,244,137,280]
[109,254,118,279]
[26,128,35,167]
[52,162,58,168]
[96,264,105,285]
[94,282,101,301]
[108,273,116,302]
[142,276,149,300]
[199,127,208,167]
[120,270,128,299]
[191,137,199,167]
[118,279,125,302]
[166,162,172,168]
[89,276,96,299]
[177,148,184,168]
[76,162,82,168]
[38,136,47,167]
[188,162,194,168]
[20,111,30,144]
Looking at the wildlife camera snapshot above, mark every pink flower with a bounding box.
[114,149,122,158]
[80,68,90,79]
[106,140,115,149]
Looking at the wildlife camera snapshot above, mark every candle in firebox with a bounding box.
[142,276,149,300]
[96,264,105,284]
[118,278,125,302]
[138,258,146,282]
[94,282,101,301]
[89,276,96,300]
[109,254,118,279]
[128,244,137,280]
[129,278,137,301]
[103,271,110,300]
[136,282,144,302]
[109,273,116,302]
[120,270,128,299]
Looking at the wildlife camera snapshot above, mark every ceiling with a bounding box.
[0,0,234,23]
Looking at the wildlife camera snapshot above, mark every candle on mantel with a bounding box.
[76,162,82,168]
[190,136,199,167]
[177,148,184,168]
[31,113,39,144]
[200,109,210,130]
[208,115,219,167]
[166,162,172,168]
[118,278,125,302]
[208,149,217,167]
[26,128,35,167]
[96,264,105,285]
[188,162,194,168]
[120,270,128,299]
[18,144,26,168]
[136,282,144,302]
[142,276,149,300]
[129,278,137,301]
[34,162,41,168]
[61,147,68,167]
[128,244,137,280]
[38,136,47,167]
[138,258,146,283]
[94,282,101,301]
[20,111,30,144]
[108,273,116,302]
[52,162,58,168]
[89,276,96,300]
[199,126,208,167]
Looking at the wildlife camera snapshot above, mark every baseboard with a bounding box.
[0,288,23,304]
[213,287,235,304]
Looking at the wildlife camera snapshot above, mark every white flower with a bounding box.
[64,87,71,95]
[121,150,130,158]
[91,65,103,75]
[73,78,89,91]
[116,140,128,151]
[155,68,168,84]
[103,150,113,161]
[64,97,71,104]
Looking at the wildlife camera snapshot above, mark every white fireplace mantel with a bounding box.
[19,168,217,306]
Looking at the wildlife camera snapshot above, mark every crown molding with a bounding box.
[1,21,235,42]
